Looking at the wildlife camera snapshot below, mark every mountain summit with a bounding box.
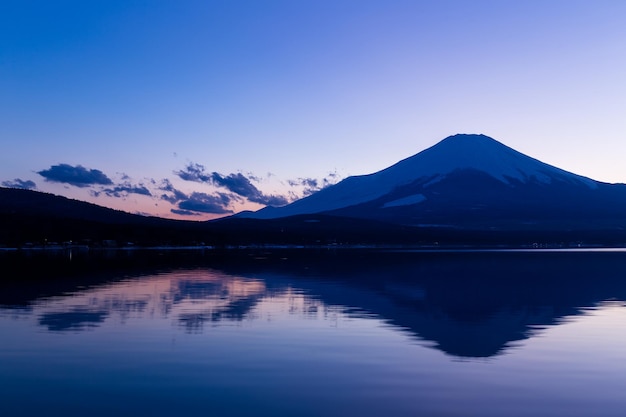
[391,134,596,187]
[239,134,626,230]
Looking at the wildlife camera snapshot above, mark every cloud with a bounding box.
[176,163,288,207]
[38,164,113,187]
[171,209,201,216]
[287,178,318,188]
[210,172,288,206]
[102,183,152,198]
[286,172,340,196]
[209,172,257,197]
[158,179,188,204]
[1,178,37,190]
[287,177,319,196]
[175,163,212,182]
[177,192,233,214]
[246,172,263,183]
[252,193,289,206]
[322,171,340,186]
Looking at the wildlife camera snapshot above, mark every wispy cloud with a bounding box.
[287,177,319,188]
[287,171,340,196]
[38,164,113,187]
[287,177,319,196]
[1,178,37,190]
[322,171,340,186]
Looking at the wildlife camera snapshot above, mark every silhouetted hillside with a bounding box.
[3,187,626,248]
[0,188,210,246]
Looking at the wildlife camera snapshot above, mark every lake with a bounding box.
[2,248,626,417]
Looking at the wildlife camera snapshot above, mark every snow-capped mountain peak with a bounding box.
[379,134,596,188]
[241,134,600,220]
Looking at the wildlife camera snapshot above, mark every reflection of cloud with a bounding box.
[176,163,288,207]
[38,309,108,331]
[19,268,330,336]
[7,254,626,360]
[178,295,262,332]
[23,270,268,334]
[173,276,267,332]
[177,192,233,214]
[1,178,37,190]
[38,164,113,187]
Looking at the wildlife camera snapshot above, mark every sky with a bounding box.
[2,0,626,220]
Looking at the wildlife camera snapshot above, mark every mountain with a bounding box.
[6,249,626,358]
[239,134,626,232]
[0,188,213,246]
[4,134,626,247]
[0,188,424,247]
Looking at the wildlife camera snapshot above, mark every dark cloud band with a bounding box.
[38,164,113,187]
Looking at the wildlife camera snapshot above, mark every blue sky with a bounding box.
[2,0,626,219]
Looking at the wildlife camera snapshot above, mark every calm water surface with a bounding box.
[1,249,626,416]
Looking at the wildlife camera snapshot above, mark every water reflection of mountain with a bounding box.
[2,250,626,357]
[39,309,109,331]
[208,250,626,357]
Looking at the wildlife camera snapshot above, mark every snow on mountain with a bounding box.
[382,194,427,208]
[242,134,600,220]
[385,134,597,188]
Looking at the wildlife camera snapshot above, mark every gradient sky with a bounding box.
[2,0,626,220]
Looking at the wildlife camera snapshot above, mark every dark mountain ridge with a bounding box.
[0,188,209,246]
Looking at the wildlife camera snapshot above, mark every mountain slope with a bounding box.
[240,134,626,230]
[0,188,425,246]
[0,188,212,246]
